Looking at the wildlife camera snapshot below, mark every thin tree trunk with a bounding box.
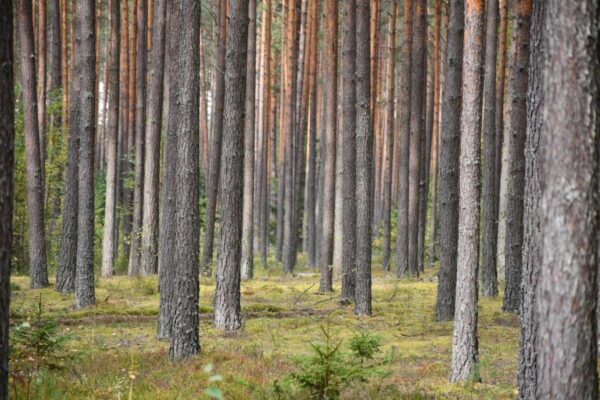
[60,0,68,125]
[37,0,46,187]
[449,0,484,382]
[199,32,209,176]
[434,0,463,321]
[48,0,61,94]
[214,0,249,332]
[19,0,49,289]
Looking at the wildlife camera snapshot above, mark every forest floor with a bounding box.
[8,253,519,399]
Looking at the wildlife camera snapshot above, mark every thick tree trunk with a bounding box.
[169,0,200,360]
[0,4,15,396]
[19,0,49,289]
[536,1,599,397]
[37,0,46,187]
[503,0,532,313]
[241,0,257,280]
[74,0,97,309]
[214,0,249,332]
[101,0,121,278]
[517,2,545,398]
[449,0,484,383]
[202,0,227,275]
[354,0,372,316]
[140,0,165,276]
[435,0,463,321]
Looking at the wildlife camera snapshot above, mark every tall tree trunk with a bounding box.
[19,0,49,289]
[168,0,200,360]
[517,1,545,397]
[128,0,147,276]
[396,0,413,277]
[214,0,249,332]
[449,0,484,382]
[319,0,338,293]
[37,0,46,187]
[503,0,532,313]
[202,0,227,275]
[241,0,257,280]
[480,0,499,297]
[101,0,121,278]
[381,2,397,272]
[434,0,463,321]
[199,32,209,176]
[354,0,372,316]
[60,0,69,125]
[341,0,356,301]
[536,0,599,397]
[140,0,165,276]
[407,0,427,274]
[74,0,97,309]
[48,0,61,94]
[0,3,15,395]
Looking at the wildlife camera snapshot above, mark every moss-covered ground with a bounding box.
[8,252,519,399]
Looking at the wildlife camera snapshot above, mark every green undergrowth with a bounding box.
[9,253,519,399]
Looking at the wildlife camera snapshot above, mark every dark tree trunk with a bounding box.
[396,0,412,277]
[318,0,338,293]
[128,0,147,276]
[435,0,463,322]
[354,0,372,316]
[241,0,257,280]
[407,0,426,274]
[48,0,61,94]
[19,0,49,289]
[0,3,14,396]
[503,0,532,314]
[341,0,356,301]
[169,0,200,360]
[37,0,46,187]
[140,0,165,276]
[202,0,227,275]
[101,0,121,278]
[536,0,599,397]
[517,1,545,398]
[449,0,484,383]
[480,0,499,297]
[214,0,249,331]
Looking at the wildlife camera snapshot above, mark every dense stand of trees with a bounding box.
[1,0,599,397]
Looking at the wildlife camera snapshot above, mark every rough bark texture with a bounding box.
[319,0,337,293]
[214,0,249,332]
[202,0,227,275]
[241,0,257,280]
[341,0,357,301]
[169,0,200,360]
[435,0,463,321]
[503,0,532,314]
[480,0,499,298]
[536,0,599,397]
[396,0,413,277]
[354,0,372,316]
[74,0,97,309]
[19,0,49,289]
[101,0,121,278]
[450,0,484,383]
[517,1,545,398]
[0,4,14,395]
[407,0,426,274]
[48,0,61,94]
[37,0,46,187]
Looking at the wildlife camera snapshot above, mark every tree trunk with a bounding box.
[435,0,463,321]
[168,0,200,360]
[517,1,545,397]
[140,0,165,276]
[260,0,272,267]
[19,0,49,289]
[48,0,61,94]
[199,32,209,176]
[449,0,484,382]
[536,0,599,397]
[319,0,338,293]
[214,0,249,332]
[74,0,97,309]
[60,0,69,125]
[202,0,227,275]
[37,0,46,188]
[101,0,121,279]
[503,0,532,313]
[0,3,15,395]
[354,0,372,316]
[241,0,257,280]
